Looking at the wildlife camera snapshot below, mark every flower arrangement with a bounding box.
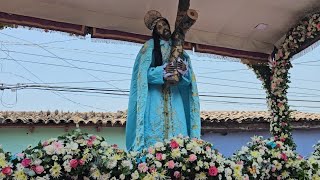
[9,129,137,180]
[136,135,226,180]
[0,146,12,180]
[231,136,308,179]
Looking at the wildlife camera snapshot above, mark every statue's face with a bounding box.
[155,19,171,40]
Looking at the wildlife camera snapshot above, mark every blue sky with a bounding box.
[0,28,319,113]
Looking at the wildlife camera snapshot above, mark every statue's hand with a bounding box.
[177,58,188,75]
[165,62,176,73]
[164,62,176,80]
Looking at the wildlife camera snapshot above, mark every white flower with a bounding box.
[33,159,42,166]
[224,168,232,176]
[131,170,139,180]
[155,161,162,168]
[121,160,133,169]
[120,174,126,180]
[43,145,55,155]
[154,142,164,149]
[162,154,167,160]
[101,141,108,147]
[52,155,58,161]
[99,173,111,180]
[63,161,72,172]
[66,142,79,151]
[107,160,117,169]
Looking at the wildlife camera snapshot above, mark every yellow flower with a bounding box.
[91,169,101,179]
[234,164,242,172]
[171,149,181,158]
[0,159,7,168]
[50,162,62,178]
[13,170,27,180]
[312,175,320,180]
[195,172,207,180]
[113,154,122,160]
[250,151,260,158]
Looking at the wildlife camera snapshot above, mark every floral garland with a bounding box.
[249,12,320,148]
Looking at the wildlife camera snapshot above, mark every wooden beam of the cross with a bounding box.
[175,0,190,29]
[165,0,198,86]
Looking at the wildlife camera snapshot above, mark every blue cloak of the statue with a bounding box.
[126,39,201,151]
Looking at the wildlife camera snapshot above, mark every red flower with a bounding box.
[1,167,12,175]
[170,140,179,149]
[21,158,31,167]
[70,159,79,169]
[208,166,218,176]
[280,137,286,142]
[78,159,85,166]
[281,153,288,161]
[317,23,320,31]
[87,140,93,147]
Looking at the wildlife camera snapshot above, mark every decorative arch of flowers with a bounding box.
[249,12,320,149]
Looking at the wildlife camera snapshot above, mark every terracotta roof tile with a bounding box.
[1,111,320,126]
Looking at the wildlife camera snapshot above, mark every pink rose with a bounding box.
[317,23,320,31]
[167,160,175,169]
[34,166,44,174]
[280,137,286,142]
[170,140,179,149]
[174,171,180,178]
[208,166,218,176]
[21,158,31,167]
[87,140,93,147]
[78,159,85,166]
[281,153,288,161]
[1,167,12,175]
[156,153,163,160]
[271,166,276,172]
[189,154,197,162]
[70,159,79,169]
[149,166,156,173]
[138,163,148,173]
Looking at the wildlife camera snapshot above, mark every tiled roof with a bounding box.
[0,111,127,126]
[1,111,320,126]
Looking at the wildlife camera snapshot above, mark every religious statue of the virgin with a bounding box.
[126,3,200,151]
